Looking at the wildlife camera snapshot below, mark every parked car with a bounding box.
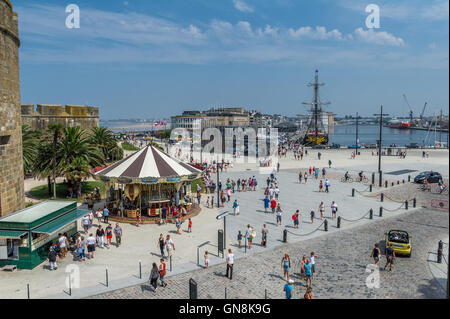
[385,230,412,257]
[414,171,443,184]
[406,143,420,149]
[364,144,378,149]
[312,145,326,149]
[347,144,361,149]
[329,143,341,149]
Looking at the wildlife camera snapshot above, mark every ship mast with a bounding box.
[302,70,330,142]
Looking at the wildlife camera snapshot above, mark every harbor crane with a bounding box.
[402,94,414,122]
[420,102,428,121]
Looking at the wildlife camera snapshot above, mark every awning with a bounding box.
[0,230,27,239]
[32,209,88,235]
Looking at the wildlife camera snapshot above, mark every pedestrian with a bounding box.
[276,204,283,226]
[58,233,68,259]
[158,234,165,258]
[165,235,175,259]
[96,225,105,248]
[261,224,268,247]
[310,210,315,223]
[271,198,277,214]
[281,253,291,281]
[331,201,338,220]
[88,210,94,227]
[274,187,280,200]
[161,205,168,224]
[246,224,255,249]
[77,236,86,261]
[304,258,313,287]
[237,230,243,248]
[371,243,381,266]
[322,167,326,178]
[328,159,332,168]
[319,202,325,220]
[175,217,182,235]
[300,255,306,279]
[310,252,317,277]
[149,262,160,291]
[136,211,141,227]
[159,258,167,287]
[384,243,396,271]
[86,233,96,259]
[225,249,234,280]
[187,218,192,232]
[284,279,294,299]
[319,180,323,192]
[304,287,313,299]
[103,206,109,224]
[82,214,90,233]
[324,179,330,193]
[204,251,209,269]
[299,172,303,183]
[113,223,122,247]
[292,210,300,229]
[48,245,58,270]
[304,172,308,183]
[95,208,103,225]
[105,223,113,248]
[263,195,270,213]
[233,200,240,216]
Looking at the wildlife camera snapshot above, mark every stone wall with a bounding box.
[21,104,100,132]
[0,0,25,216]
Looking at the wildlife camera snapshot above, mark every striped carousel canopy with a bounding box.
[95,145,201,181]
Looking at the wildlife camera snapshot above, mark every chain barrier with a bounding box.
[354,185,371,194]
[340,209,372,222]
[382,202,405,212]
[383,194,415,203]
[286,220,325,237]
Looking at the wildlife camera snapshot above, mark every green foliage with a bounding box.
[22,125,41,174]
[121,141,140,151]
[191,178,205,193]
[29,181,106,201]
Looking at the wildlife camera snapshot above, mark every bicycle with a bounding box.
[357,176,369,183]
[341,177,353,183]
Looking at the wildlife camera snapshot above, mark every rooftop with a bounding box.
[0,201,75,224]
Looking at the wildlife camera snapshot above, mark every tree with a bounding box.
[21,125,41,174]
[90,126,122,162]
[47,123,64,198]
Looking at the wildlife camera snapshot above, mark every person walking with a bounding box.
[281,253,292,281]
[158,234,165,258]
[304,287,313,299]
[165,235,175,259]
[276,204,283,226]
[331,201,338,220]
[187,218,192,232]
[304,172,308,183]
[175,217,182,235]
[261,224,269,247]
[245,225,255,249]
[304,258,313,288]
[299,172,303,184]
[77,236,86,261]
[292,210,300,229]
[237,231,243,248]
[113,223,122,247]
[319,180,323,192]
[233,200,240,216]
[328,159,332,168]
[86,233,96,259]
[263,196,270,213]
[284,279,294,299]
[103,206,110,224]
[225,249,234,280]
[310,210,315,223]
[270,198,277,214]
[371,243,381,267]
[159,258,167,287]
[105,223,113,249]
[324,179,330,193]
[319,202,325,220]
[48,246,58,271]
[96,225,105,248]
[58,233,68,259]
[149,263,160,291]
[82,215,90,234]
[384,243,396,271]
[310,252,317,278]
[96,208,103,225]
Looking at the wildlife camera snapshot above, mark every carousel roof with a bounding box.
[95,145,201,179]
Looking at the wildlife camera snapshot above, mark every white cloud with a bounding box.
[233,0,254,13]
[288,26,344,41]
[354,28,405,46]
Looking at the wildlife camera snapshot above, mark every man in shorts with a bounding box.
[384,243,396,271]
[86,233,96,259]
[105,224,113,249]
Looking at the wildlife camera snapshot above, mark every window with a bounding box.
[0,135,11,146]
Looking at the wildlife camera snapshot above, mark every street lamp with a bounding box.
[374,105,389,186]
[216,211,231,251]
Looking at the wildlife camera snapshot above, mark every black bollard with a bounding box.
[369,209,373,219]
[189,278,198,299]
[106,268,109,287]
[379,207,383,217]
[408,175,411,182]
[372,172,375,185]
[225,287,227,299]
[352,188,355,197]
[380,193,384,202]
[397,181,400,185]
[405,200,408,210]
[437,240,443,263]
[379,171,383,187]
[402,179,405,184]
[392,182,394,187]
[170,255,173,272]
[139,261,142,279]
[69,273,72,296]
[369,184,373,192]
[385,181,388,188]
[337,216,341,228]
[324,219,328,231]
[413,198,416,208]
[27,284,30,299]
[283,229,287,243]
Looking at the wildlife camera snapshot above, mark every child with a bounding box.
[310,210,315,223]
[237,231,243,248]
[204,251,209,269]
[206,196,210,208]
[136,212,141,227]
[188,218,192,233]
[310,252,317,278]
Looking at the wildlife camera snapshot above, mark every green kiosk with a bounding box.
[0,201,88,269]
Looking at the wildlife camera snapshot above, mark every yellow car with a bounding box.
[385,230,412,257]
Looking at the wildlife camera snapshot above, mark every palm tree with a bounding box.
[47,123,64,198]
[33,142,54,196]
[22,125,41,174]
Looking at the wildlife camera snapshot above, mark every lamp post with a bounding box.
[217,211,231,251]
[355,112,359,156]
[374,105,390,173]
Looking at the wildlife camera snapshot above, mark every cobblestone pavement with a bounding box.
[93,207,448,299]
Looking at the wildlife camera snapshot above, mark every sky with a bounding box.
[14,0,449,120]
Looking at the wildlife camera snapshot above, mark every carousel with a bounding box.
[94,145,202,222]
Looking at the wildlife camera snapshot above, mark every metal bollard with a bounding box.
[283,229,287,243]
[408,175,411,182]
[106,268,109,287]
[405,200,408,210]
[69,273,72,296]
[337,216,341,228]
[402,179,405,184]
[324,219,328,232]
[379,171,383,187]
[369,209,373,219]
[437,240,443,263]
[27,284,30,299]
[385,181,388,188]
[225,287,227,299]
[170,255,173,272]
[352,188,355,197]
[379,207,383,217]
[245,237,247,253]
[189,278,198,299]
[372,172,375,185]
[265,289,268,299]
[380,193,384,202]
[369,184,373,192]
[413,198,416,208]
[392,182,394,187]
[397,181,400,185]
[139,261,142,279]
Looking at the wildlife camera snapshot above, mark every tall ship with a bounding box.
[301,70,330,145]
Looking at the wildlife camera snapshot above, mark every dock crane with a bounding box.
[420,102,428,121]
[402,94,414,122]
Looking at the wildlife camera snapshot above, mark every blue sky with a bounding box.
[15,0,449,120]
